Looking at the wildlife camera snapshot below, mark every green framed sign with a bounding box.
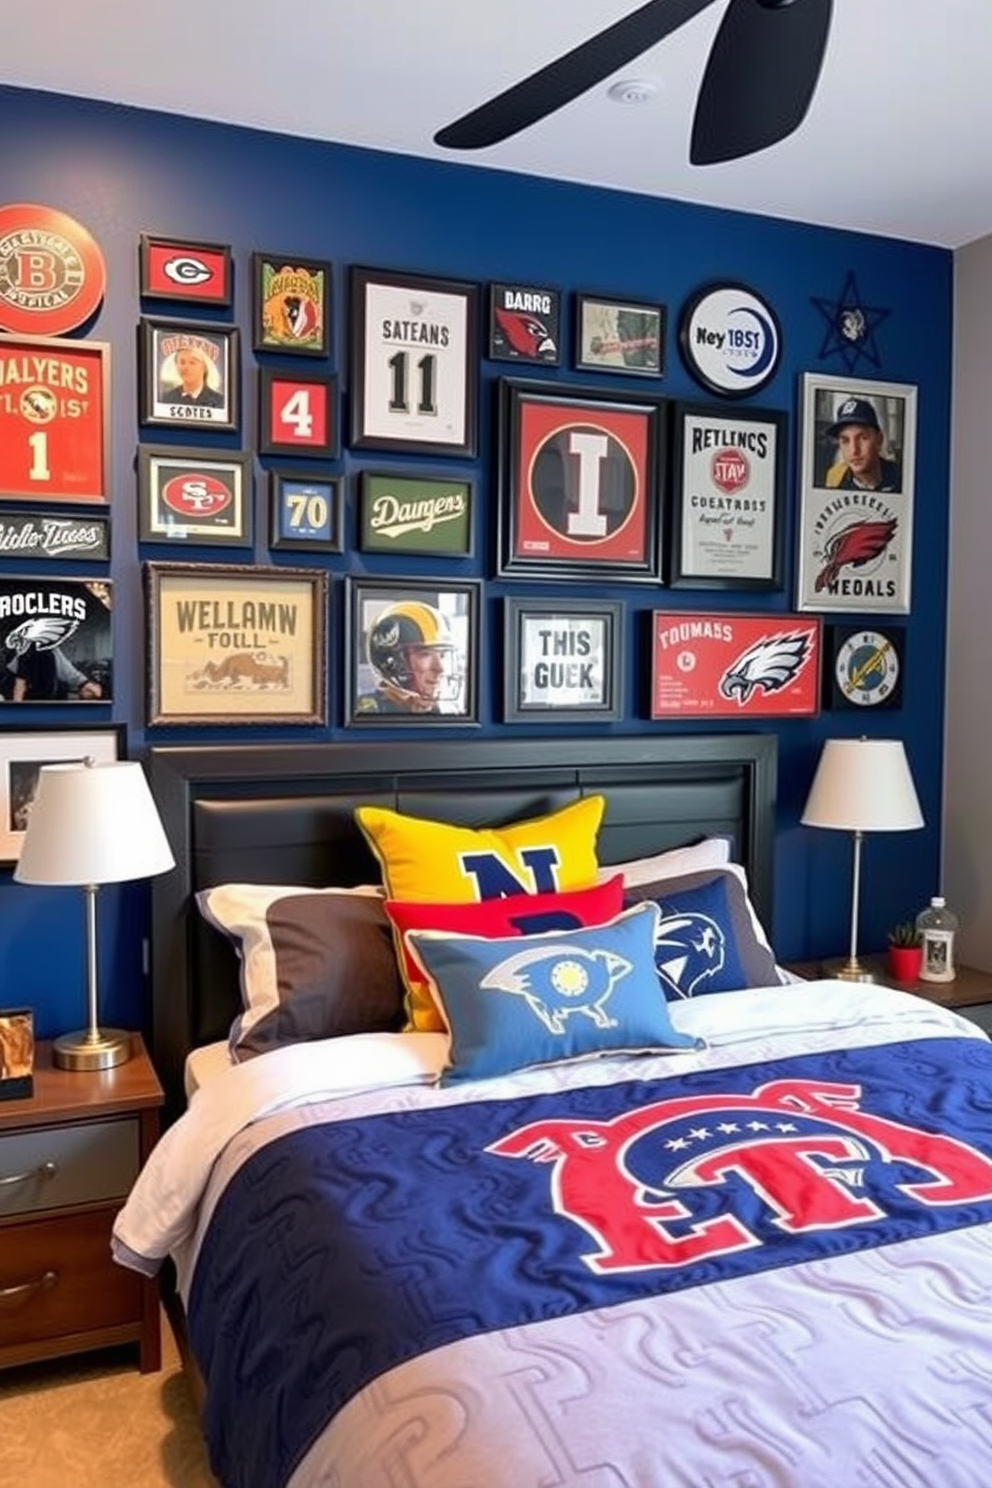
[358,471,473,556]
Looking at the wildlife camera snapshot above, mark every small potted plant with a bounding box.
[887,920,923,984]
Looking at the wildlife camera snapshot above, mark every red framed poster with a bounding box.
[650,611,821,719]
[0,335,109,504]
[258,368,337,458]
[496,378,665,582]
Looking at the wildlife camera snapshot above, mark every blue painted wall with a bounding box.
[0,86,953,1040]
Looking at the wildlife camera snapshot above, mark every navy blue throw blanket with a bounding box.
[188,1035,992,1488]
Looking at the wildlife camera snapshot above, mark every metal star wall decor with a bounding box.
[811,271,890,371]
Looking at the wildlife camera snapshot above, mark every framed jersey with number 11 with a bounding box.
[349,266,478,458]
[0,335,110,504]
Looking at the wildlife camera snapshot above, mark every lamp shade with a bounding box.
[14,760,175,886]
[801,738,924,834]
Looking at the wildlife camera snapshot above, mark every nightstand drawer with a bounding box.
[0,1117,139,1219]
[0,1207,143,1351]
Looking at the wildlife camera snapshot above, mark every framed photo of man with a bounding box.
[344,576,480,726]
[349,266,478,457]
[138,317,239,432]
[796,373,917,614]
[0,724,123,864]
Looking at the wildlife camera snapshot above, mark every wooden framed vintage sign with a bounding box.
[667,402,785,590]
[650,611,821,720]
[137,445,253,547]
[504,597,623,723]
[496,378,666,582]
[0,576,112,702]
[0,335,109,504]
[349,266,478,457]
[795,372,916,614]
[144,561,328,727]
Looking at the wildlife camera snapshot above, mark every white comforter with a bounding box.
[113,983,992,1488]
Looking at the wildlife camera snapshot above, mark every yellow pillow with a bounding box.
[356,795,606,1030]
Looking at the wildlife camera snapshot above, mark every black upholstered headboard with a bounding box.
[147,734,777,1120]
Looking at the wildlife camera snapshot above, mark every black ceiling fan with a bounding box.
[434,0,833,166]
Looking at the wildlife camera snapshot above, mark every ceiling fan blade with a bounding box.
[690,0,833,165]
[435,0,717,150]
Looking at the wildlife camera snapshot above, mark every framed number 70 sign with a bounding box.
[349,266,478,458]
[0,335,110,504]
[258,368,338,458]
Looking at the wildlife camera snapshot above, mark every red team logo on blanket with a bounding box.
[489,1076,992,1273]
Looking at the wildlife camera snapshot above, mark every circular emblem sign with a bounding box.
[0,203,107,335]
[679,282,781,398]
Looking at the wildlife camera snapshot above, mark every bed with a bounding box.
[113,734,992,1488]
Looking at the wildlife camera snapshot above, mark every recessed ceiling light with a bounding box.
[606,78,660,106]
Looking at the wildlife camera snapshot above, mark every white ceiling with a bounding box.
[4,0,992,250]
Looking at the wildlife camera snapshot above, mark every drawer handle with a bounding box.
[0,1270,58,1309]
[0,1160,57,1189]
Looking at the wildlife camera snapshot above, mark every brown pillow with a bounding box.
[195,884,405,1060]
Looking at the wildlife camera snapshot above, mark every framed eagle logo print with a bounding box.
[825,624,904,711]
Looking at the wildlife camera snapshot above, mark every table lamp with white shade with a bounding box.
[801,736,924,982]
[14,758,175,1071]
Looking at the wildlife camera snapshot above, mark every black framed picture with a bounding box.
[488,282,561,365]
[824,624,905,711]
[0,577,112,704]
[257,368,338,459]
[344,576,480,726]
[496,378,666,582]
[137,316,239,431]
[137,445,253,546]
[666,402,786,590]
[575,293,665,376]
[349,266,478,457]
[269,471,343,552]
[358,471,473,556]
[252,252,331,356]
[504,597,623,724]
[138,235,233,307]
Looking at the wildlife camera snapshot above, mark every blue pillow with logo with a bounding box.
[405,901,700,1085]
[623,867,779,1000]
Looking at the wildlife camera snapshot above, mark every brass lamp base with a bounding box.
[53,1027,132,1071]
[821,957,881,984]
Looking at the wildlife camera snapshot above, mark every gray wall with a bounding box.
[946,235,992,969]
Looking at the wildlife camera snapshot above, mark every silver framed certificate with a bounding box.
[667,403,785,590]
[349,266,478,457]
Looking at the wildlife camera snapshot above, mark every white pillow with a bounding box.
[597,835,732,888]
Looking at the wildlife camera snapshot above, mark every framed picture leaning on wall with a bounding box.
[349,266,478,457]
[344,576,480,726]
[795,372,917,614]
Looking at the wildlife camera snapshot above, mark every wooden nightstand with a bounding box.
[785,956,992,1010]
[0,1033,163,1374]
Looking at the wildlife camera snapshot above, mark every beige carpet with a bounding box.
[0,1310,217,1487]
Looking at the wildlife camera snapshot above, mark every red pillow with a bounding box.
[386,874,625,1001]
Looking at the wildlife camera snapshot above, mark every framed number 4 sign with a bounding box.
[349,266,478,458]
[258,368,338,458]
[0,335,110,504]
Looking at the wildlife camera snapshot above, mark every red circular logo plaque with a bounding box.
[0,203,107,335]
